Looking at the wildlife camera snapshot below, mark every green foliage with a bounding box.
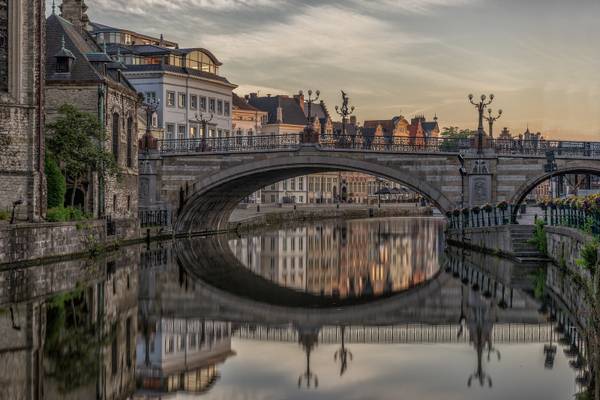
[46,206,89,222]
[440,126,474,151]
[576,239,599,274]
[532,268,546,299]
[45,155,66,208]
[45,287,105,394]
[528,219,547,255]
[0,209,9,221]
[46,104,119,207]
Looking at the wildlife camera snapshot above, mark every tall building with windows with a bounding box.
[89,23,237,140]
[0,0,46,221]
[45,2,140,219]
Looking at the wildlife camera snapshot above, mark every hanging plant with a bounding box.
[497,201,509,211]
[483,203,493,213]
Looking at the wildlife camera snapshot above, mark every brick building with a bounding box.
[0,0,46,221]
[45,0,140,219]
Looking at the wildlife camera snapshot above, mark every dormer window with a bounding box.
[54,35,75,74]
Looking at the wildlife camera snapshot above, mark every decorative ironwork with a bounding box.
[156,133,600,158]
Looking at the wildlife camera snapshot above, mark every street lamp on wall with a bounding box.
[468,93,495,154]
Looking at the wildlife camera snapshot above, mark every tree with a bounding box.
[45,155,66,208]
[46,104,119,208]
[440,126,474,151]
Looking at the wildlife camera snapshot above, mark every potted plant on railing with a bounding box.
[483,203,493,226]
[445,210,453,227]
[497,201,509,224]
[472,205,481,227]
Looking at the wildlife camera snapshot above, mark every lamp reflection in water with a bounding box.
[298,326,319,389]
[334,326,353,376]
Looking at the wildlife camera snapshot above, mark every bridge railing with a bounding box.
[156,134,600,157]
[491,139,600,157]
[158,134,302,154]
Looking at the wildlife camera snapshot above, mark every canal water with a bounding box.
[0,217,583,399]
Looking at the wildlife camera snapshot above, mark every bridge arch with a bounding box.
[175,154,455,232]
[509,164,600,219]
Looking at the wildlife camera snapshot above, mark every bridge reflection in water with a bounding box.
[0,219,584,399]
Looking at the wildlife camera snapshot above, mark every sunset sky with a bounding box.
[49,0,600,140]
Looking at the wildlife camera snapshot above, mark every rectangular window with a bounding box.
[217,129,222,138]
[209,98,216,113]
[166,123,175,139]
[298,178,304,191]
[166,91,176,107]
[290,179,296,191]
[178,93,186,108]
[189,124,198,138]
[217,100,223,115]
[190,95,198,110]
[224,101,230,116]
[178,124,186,139]
[200,97,207,112]
[145,91,157,101]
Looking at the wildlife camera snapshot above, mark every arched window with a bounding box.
[126,117,133,168]
[112,113,120,162]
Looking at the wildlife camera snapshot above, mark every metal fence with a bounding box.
[157,134,600,158]
[139,209,172,227]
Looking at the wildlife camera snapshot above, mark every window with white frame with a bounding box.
[224,101,230,116]
[166,91,175,107]
[177,124,186,138]
[177,93,186,108]
[200,97,207,112]
[209,98,215,113]
[189,124,198,138]
[166,123,175,139]
[190,95,198,110]
[217,100,223,115]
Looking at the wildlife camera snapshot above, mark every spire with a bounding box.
[52,0,56,14]
[433,113,438,122]
[102,41,107,54]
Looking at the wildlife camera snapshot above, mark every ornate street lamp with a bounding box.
[194,112,213,151]
[302,89,320,125]
[335,90,355,146]
[483,108,502,140]
[468,93,495,154]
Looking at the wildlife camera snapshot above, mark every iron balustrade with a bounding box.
[447,204,516,230]
[542,204,600,236]
[156,134,600,158]
[139,209,172,227]
[159,134,302,154]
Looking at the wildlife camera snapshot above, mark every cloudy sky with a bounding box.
[50,0,600,140]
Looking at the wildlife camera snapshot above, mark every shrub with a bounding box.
[46,207,89,222]
[45,155,66,209]
[528,219,547,255]
[0,209,9,221]
[576,239,599,274]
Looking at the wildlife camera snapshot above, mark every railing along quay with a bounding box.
[157,134,600,158]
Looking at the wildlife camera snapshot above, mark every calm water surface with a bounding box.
[0,217,583,399]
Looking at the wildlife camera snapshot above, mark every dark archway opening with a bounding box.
[65,188,85,210]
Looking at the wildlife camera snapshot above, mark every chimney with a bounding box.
[249,92,258,99]
[350,115,357,126]
[60,0,90,33]
[276,106,283,123]
[293,91,305,113]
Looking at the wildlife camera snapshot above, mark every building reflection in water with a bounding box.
[228,217,445,298]
[0,247,139,400]
[135,317,234,398]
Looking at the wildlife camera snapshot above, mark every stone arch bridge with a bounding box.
[138,136,600,233]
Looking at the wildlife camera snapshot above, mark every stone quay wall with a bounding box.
[545,226,598,271]
[0,218,139,266]
[446,225,515,255]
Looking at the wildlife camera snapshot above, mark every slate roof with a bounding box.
[46,14,136,92]
[364,119,395,134]
[247,96,307,126]
[422,121,439,135]
[232,93,261,111]
[332,121,359,136]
